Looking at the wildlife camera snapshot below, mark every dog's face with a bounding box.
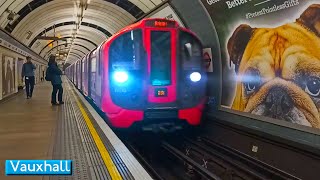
[228,4,320,128]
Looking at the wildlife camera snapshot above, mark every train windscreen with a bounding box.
[150,31,171,86]
[109,30,143,71]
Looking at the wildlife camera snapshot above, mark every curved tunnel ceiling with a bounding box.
[0,0,165,64]
[28,21,111,47]
[39,36,98,55]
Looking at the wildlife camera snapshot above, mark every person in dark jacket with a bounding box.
[48,55,64,105]
[21,56,36,99]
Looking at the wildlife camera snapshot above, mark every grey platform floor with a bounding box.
[0,80,136,180]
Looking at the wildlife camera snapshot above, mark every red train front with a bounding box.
[66,18,207,131]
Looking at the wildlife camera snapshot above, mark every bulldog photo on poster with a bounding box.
[201,0,320,129]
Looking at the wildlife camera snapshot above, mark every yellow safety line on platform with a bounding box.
[71,90,123,180]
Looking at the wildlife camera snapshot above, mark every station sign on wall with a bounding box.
[203,48,213,72]
[148,4,185,27]
[200,0,320,130]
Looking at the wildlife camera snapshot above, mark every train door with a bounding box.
[95,48,103,106]
[75,63,77,86]
[87,51,92,97]
[90,50,98,103]
[74,64,76,85]
[72,65,75,83]
[72,65,74,83]
[70,66,72,82]
[82,56,89,96]
[77,61,81,89]
[145,27,177,104]
[81,57,84,91]
[75,62,79,88]
[77,61,80,88]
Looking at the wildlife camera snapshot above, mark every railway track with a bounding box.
[161,141,221,180]
[120,131,299,180]
[174,136,300,180]
[121,131,216,180]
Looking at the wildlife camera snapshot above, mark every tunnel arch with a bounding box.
[0,0,165,64]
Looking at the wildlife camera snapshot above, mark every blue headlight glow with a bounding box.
[190,72,201,82]
[113,71,128,83]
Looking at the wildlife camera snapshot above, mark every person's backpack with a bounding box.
[45,67,52,81]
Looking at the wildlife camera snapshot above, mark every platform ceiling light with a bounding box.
[113,71,128,83]
[190,72,201,82]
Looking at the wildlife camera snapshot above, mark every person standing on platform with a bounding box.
[47,55,64,105]
[21,56,36,99]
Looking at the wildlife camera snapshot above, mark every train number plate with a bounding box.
[155,88,167,97]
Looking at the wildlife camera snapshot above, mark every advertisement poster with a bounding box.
[2,55,16,98]
[201,0,320,129]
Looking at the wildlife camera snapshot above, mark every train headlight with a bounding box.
[190,72,201,82]
[113,71,128,83]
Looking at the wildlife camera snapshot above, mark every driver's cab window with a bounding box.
[179,31,202,70]
[109,30,144,71]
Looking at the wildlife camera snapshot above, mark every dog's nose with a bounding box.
[265,87,293,117]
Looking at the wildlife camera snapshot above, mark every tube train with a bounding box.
[65,18,207,131]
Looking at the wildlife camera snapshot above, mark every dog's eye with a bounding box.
[246,82,256,91]
[243,69,261,95]
[305,77,320,97]
[245,81,259,94]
